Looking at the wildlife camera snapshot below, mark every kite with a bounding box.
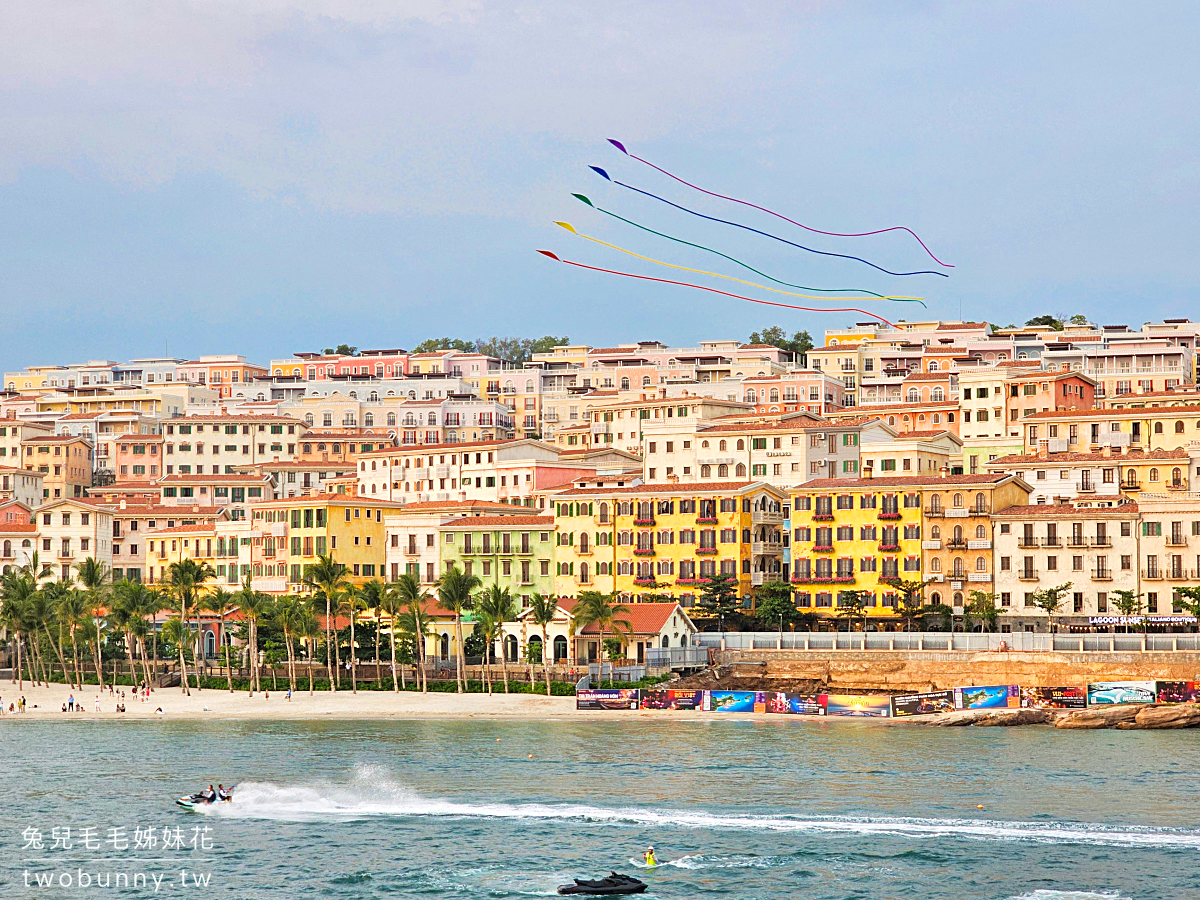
[607,138,952,268]
[570,193,926,307]
[554,221,927,308]
[536,250,898,328]
[590,166,948,278]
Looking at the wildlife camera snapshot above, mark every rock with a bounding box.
[1133,703,1200,729]
[976,708,1052,726]
[1055,704,1148,729]
[931,710,993,727]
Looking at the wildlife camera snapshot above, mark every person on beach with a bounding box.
[94,695,100,712]
[286,688,292,701]
[68,694,74,711]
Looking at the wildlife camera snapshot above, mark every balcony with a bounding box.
[1168,481,1188,491]
[1092,538,1112,548]
[751,542,784,555]
[1077,483,1096,493]
[633,518,656,527]
[1167,535,1188,547]
[751,572,785,586]
[1042,538,1062,548]
[1092,569,1113,581]
[923,506,944,518]
[877,543,902,553]
[877,510,901,521]
[968,573,992,582]
[751,509,785,525]
[1068,538,1088,548]
[967,540,992,550]
[631,548,652,557]
[922,540,942,550]
[404,545,421,557]
[947,539,968,550]
[1018,540,1039,549]
[1142,568,1163,580]
[926,573,944,583]
[1122,479,1141,490]
[1017,569,1039,581]
[812,544,835,553]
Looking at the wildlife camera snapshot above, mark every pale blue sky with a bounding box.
[2,2,1198,367]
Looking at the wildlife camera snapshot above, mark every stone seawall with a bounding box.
[714,650,1200,693]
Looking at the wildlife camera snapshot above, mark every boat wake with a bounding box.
[200,770,1200,851]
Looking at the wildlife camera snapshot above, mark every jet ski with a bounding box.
[557,872,647,895]
[176,786,234,811]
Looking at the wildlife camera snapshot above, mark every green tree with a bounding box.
[1172,586,1200,622]
[436,564,481,693]
[236,576,273,695]
[699,572,741,631]
[1,571,38,688]
[834,590,870,632]
[201,586,237,692]
[273,596,306,692]
[525,592,559,696]
[1111,589,1146,632]
[572,591,632,683]
[1025,315,1064,331]
[922,603,954,632]
[335,343,358,356]
[303,553,352,691]
[338,586,367,693]
[747,326,814,365]
[475,584,518,694]
[754,582,799,631]
[358,579,386,685]
[391,573,432,692]
[1030,582,1074,632]
[882,578,931,631]
[75,557,111,691]
[297,607,321,694]
[165,558,215,695]
[1069,314,1089,325]
[412,337,476,353]
[964,590,1001,633]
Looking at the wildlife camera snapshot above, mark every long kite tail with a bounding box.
[570,194,926,308]
[536,250,897,328]
[589,167,947,279]
[607,138,953,269]
[554,221,927,308]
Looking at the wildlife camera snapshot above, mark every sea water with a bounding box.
[3,716,1198,898]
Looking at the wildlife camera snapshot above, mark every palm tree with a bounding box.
[303,553,352,691]
[236,576,271,695]
[75,557,111,691]
[0,570,36,688]
[526,593,559,697]
[339,587,367,693]
[273,596,305,693]
[107,580,142,685]
[297,607,321,694]
[118,581,158,688]
[572,591,632,685]
[392,573,431,692]
[358,580,385,686]
[56,587,90,688]
[436,564,481,693]
[201,587,237,692]
[475,584,518,694]
[161,616,191,687]
[165,558,215,695]
[378,581,404,692]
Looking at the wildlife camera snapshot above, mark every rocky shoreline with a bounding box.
[920,702,1200,729]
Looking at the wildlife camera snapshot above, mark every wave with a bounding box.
[203,771,1200,851]
[1008,893,1128,900]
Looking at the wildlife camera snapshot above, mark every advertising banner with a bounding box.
[1155,681,1200,704]
[576,689,640,710]
[1020,686,1087,709]
[822,694,892,717]
[891,690,955,717]
[954,684,1020,710]
[766,692,826,715]
[1085,681,1157,706]
[640,689,702,710]
[704,690,760,713]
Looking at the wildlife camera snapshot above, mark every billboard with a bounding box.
[703,691,762,713]
[823,694,892,717]
[1020,686,1087,710]
[1156,681,1200,704]
[640,689,702,710]
[954,684,1020,710]
[1086,681,1156,706]
[577,689,640,710]
[891,690,955,717]
[766,692,826,715]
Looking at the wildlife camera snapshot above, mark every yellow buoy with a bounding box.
[977,805,984,809]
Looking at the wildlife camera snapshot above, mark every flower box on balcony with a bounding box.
[633,519,656,526]
[633,548,656,557]
[832,575,857,583]
[633,578,658,586]
[877,512,902,521]
[877,544,901,553]
[676,578,699,586]
[812,514,834,522]
[812,544,835,553]
[695,547,719,555]
[696,517,718,524]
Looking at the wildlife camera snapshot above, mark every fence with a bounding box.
[645,646,710,668]
[694,631,1200,653]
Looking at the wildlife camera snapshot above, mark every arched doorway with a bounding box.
[505,634,518,662]
[440,633,450,660]
[553,635,568,662]
[528,634,544,663]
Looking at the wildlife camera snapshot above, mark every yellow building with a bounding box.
[550,481,788,613]
[22,434,94,500]
[246,495,404,594]
[144,523,220,585]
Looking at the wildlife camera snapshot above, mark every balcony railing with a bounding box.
[1167,535,1188,547]
[1092,569,1113,581]
[1018,539,1039,549]
[1017,569,1039,581]
[1042,538,1062,548]
[1142,568,1163,580]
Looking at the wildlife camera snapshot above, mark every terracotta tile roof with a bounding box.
[357,438,529,456]
[992,502,1138,517]
[146,523,218,535]
[440,515,553,528]
[996,360,1042,368]
[23,435,93,443]
[557,481,776,496]
[903,372,956,381]
[797,473,1018,489]
[739,344,783,350]
[699,418,833,434]
[173,414,305,423]
[988,448,1188,466]
[936,322,989,330]
[0,523,37,533]
[835,401,959,413]
[157,473,272,483]
[390,500,527,512]
[1008,370,1092,382]
[576,602,690,636]
[890,429,958,440]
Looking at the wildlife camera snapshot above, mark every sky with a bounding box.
[2,1,1199,368]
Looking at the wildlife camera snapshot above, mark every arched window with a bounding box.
[907,388,919,402]
[369,391,379,402]
[642,376,651,387]
[932,387,944,402]
[976,556,987,571]
[323,412,333,427]
[953,592,963,605]
[718,464,729,478]
[364,413,374,426]
[769,389,779,403]
[1172,467,1183,485]
[700,465,711,478]
[1176,421,1185,434]
[343,412,356,426]
[553,635,568,662]
[404,413,416,426]
[975,524,986,538]
[302,443,312,453]
[304,413,314,427]
[579,562,589,584]
[620,377,630,390]
[440,633,450,659]
[930,559,941,572]
[736,439,745,451]
[504,634,518,662]
[930,525,941,539]
[928,361,939,371]
[661,635,670,648]
[953,525,963,543]
[933,414,941,424]
[2,540,9,557]
[952,558,965,577]
[526,379,534,392]
[599,502,609,523]
[387,413,396,426]
[888,416,896,426]
[952,492,963,508]
[719,440,727,452]
[930,495,941,512]
[1150,468,1159,482]
[427,413,437,426]
[735,463,746,478]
